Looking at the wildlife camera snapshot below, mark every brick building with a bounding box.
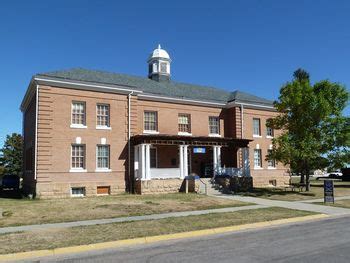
[21,45,289,198]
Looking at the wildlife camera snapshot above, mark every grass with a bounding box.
[237,182,350,201]
[0,193,249,227]
[315,199,350,209]
[0,207,316,254]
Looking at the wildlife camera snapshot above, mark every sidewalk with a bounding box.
[212,194,350,216]
[0,204,266,234]
[299,195,350,203]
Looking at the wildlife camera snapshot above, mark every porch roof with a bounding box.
[131,134,252,147]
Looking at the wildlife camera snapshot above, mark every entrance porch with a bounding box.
[131,134,251,194]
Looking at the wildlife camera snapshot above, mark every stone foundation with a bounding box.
[134,178,199,194]
[251,169,290,187]
[36,181,125,199]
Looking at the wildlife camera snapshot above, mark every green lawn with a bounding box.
[0,207,317,254]
[0,193,250,227]
[237,182,350,201]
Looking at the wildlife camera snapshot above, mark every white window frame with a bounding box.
[71,187,86,197]
[96,104,111,130]
[143,111,159,134]
[253,118,261,137]
[96,145,111,172]
[178,113,191,135]
[254,149,262,169]
[266,126,274,138]
[267,149,276,169]
[71,101,87,129]
[70,144,87,173]
[208,116,220,136]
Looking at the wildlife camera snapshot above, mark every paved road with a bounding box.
[34,216,350,263]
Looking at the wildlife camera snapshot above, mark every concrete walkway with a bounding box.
[211,194,350,216]
[299,195,350,203]
[0,204,267,234]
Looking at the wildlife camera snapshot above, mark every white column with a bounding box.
[134,145,139,179]
[145,144,151,180]
[179,145,184,179]
[213,146,217,176]
[183,145,188,178]
[217,146,221,169]
[140,144,145,180]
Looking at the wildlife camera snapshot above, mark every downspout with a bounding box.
[34,84,39,180]
[128,91,134,193]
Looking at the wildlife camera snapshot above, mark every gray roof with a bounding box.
[36,68,274,106]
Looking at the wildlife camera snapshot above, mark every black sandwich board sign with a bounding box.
[324,180,334,204]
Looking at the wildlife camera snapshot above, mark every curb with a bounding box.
[0,214,328,262]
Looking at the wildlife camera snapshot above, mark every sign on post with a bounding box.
[324,180,334,204]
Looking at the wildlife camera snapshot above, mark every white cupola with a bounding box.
[147,44,171,82]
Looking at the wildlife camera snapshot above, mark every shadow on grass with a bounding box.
[236,188,316,198]
[0,190,22,199]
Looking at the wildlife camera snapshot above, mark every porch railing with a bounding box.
[150,168,181,179]
[214,167,243,177]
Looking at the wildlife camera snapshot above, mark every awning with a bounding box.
[131,134,251,147]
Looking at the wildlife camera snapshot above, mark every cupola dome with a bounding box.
[147,44,171,82]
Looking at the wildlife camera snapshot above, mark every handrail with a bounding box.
[198,178,208,195]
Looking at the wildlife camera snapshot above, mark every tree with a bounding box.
[267,69,349,191]
[0,133,23,177]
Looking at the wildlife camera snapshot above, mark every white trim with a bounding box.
[95,169,112,173]
[208,133,221,137]
[34,85,39,180]
[69,169,87,173]
[266,135,273,139]
[34,77,142,94]
[139,94,225,108]
[267,167,277,170]
[253,135,262,138]
[254,167,263,170]
[226,101,275,110]
[178,132,192,136]
[96,126,112,130]
[70,124,88,129]
[96,145,110,170]
[143,130,159,134]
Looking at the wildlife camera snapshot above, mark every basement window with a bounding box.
[71,187,85,197]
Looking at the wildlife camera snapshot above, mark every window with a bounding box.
[144,111,158,131]
[160,62,167,73]
[96,104,110,127]
[253,118,261,136]
[209,116,220,135]
[72,102,86,126]
[254,149,262,168]
[267,149,276,168]
[97,186,110,195]
[97,145,110,170]
[266,126,274,137]
[71,187,85,197]
[150,147,157,168]
[71,145,85,169]
[178,114,191,133]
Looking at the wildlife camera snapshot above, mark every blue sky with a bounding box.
[0,0,349,146]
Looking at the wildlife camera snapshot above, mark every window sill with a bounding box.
[266,136,274,139]
[208,134,221,137]
[69,169,87,173]
[254,167,263,170]
[178,132,192,136]
[267,167,277,169]
[71,194,85,198]
[253,135,262,138]
[143,130,159,134]
[96,126,112,130]
[95,169,112,173]
[70,124,87,129]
